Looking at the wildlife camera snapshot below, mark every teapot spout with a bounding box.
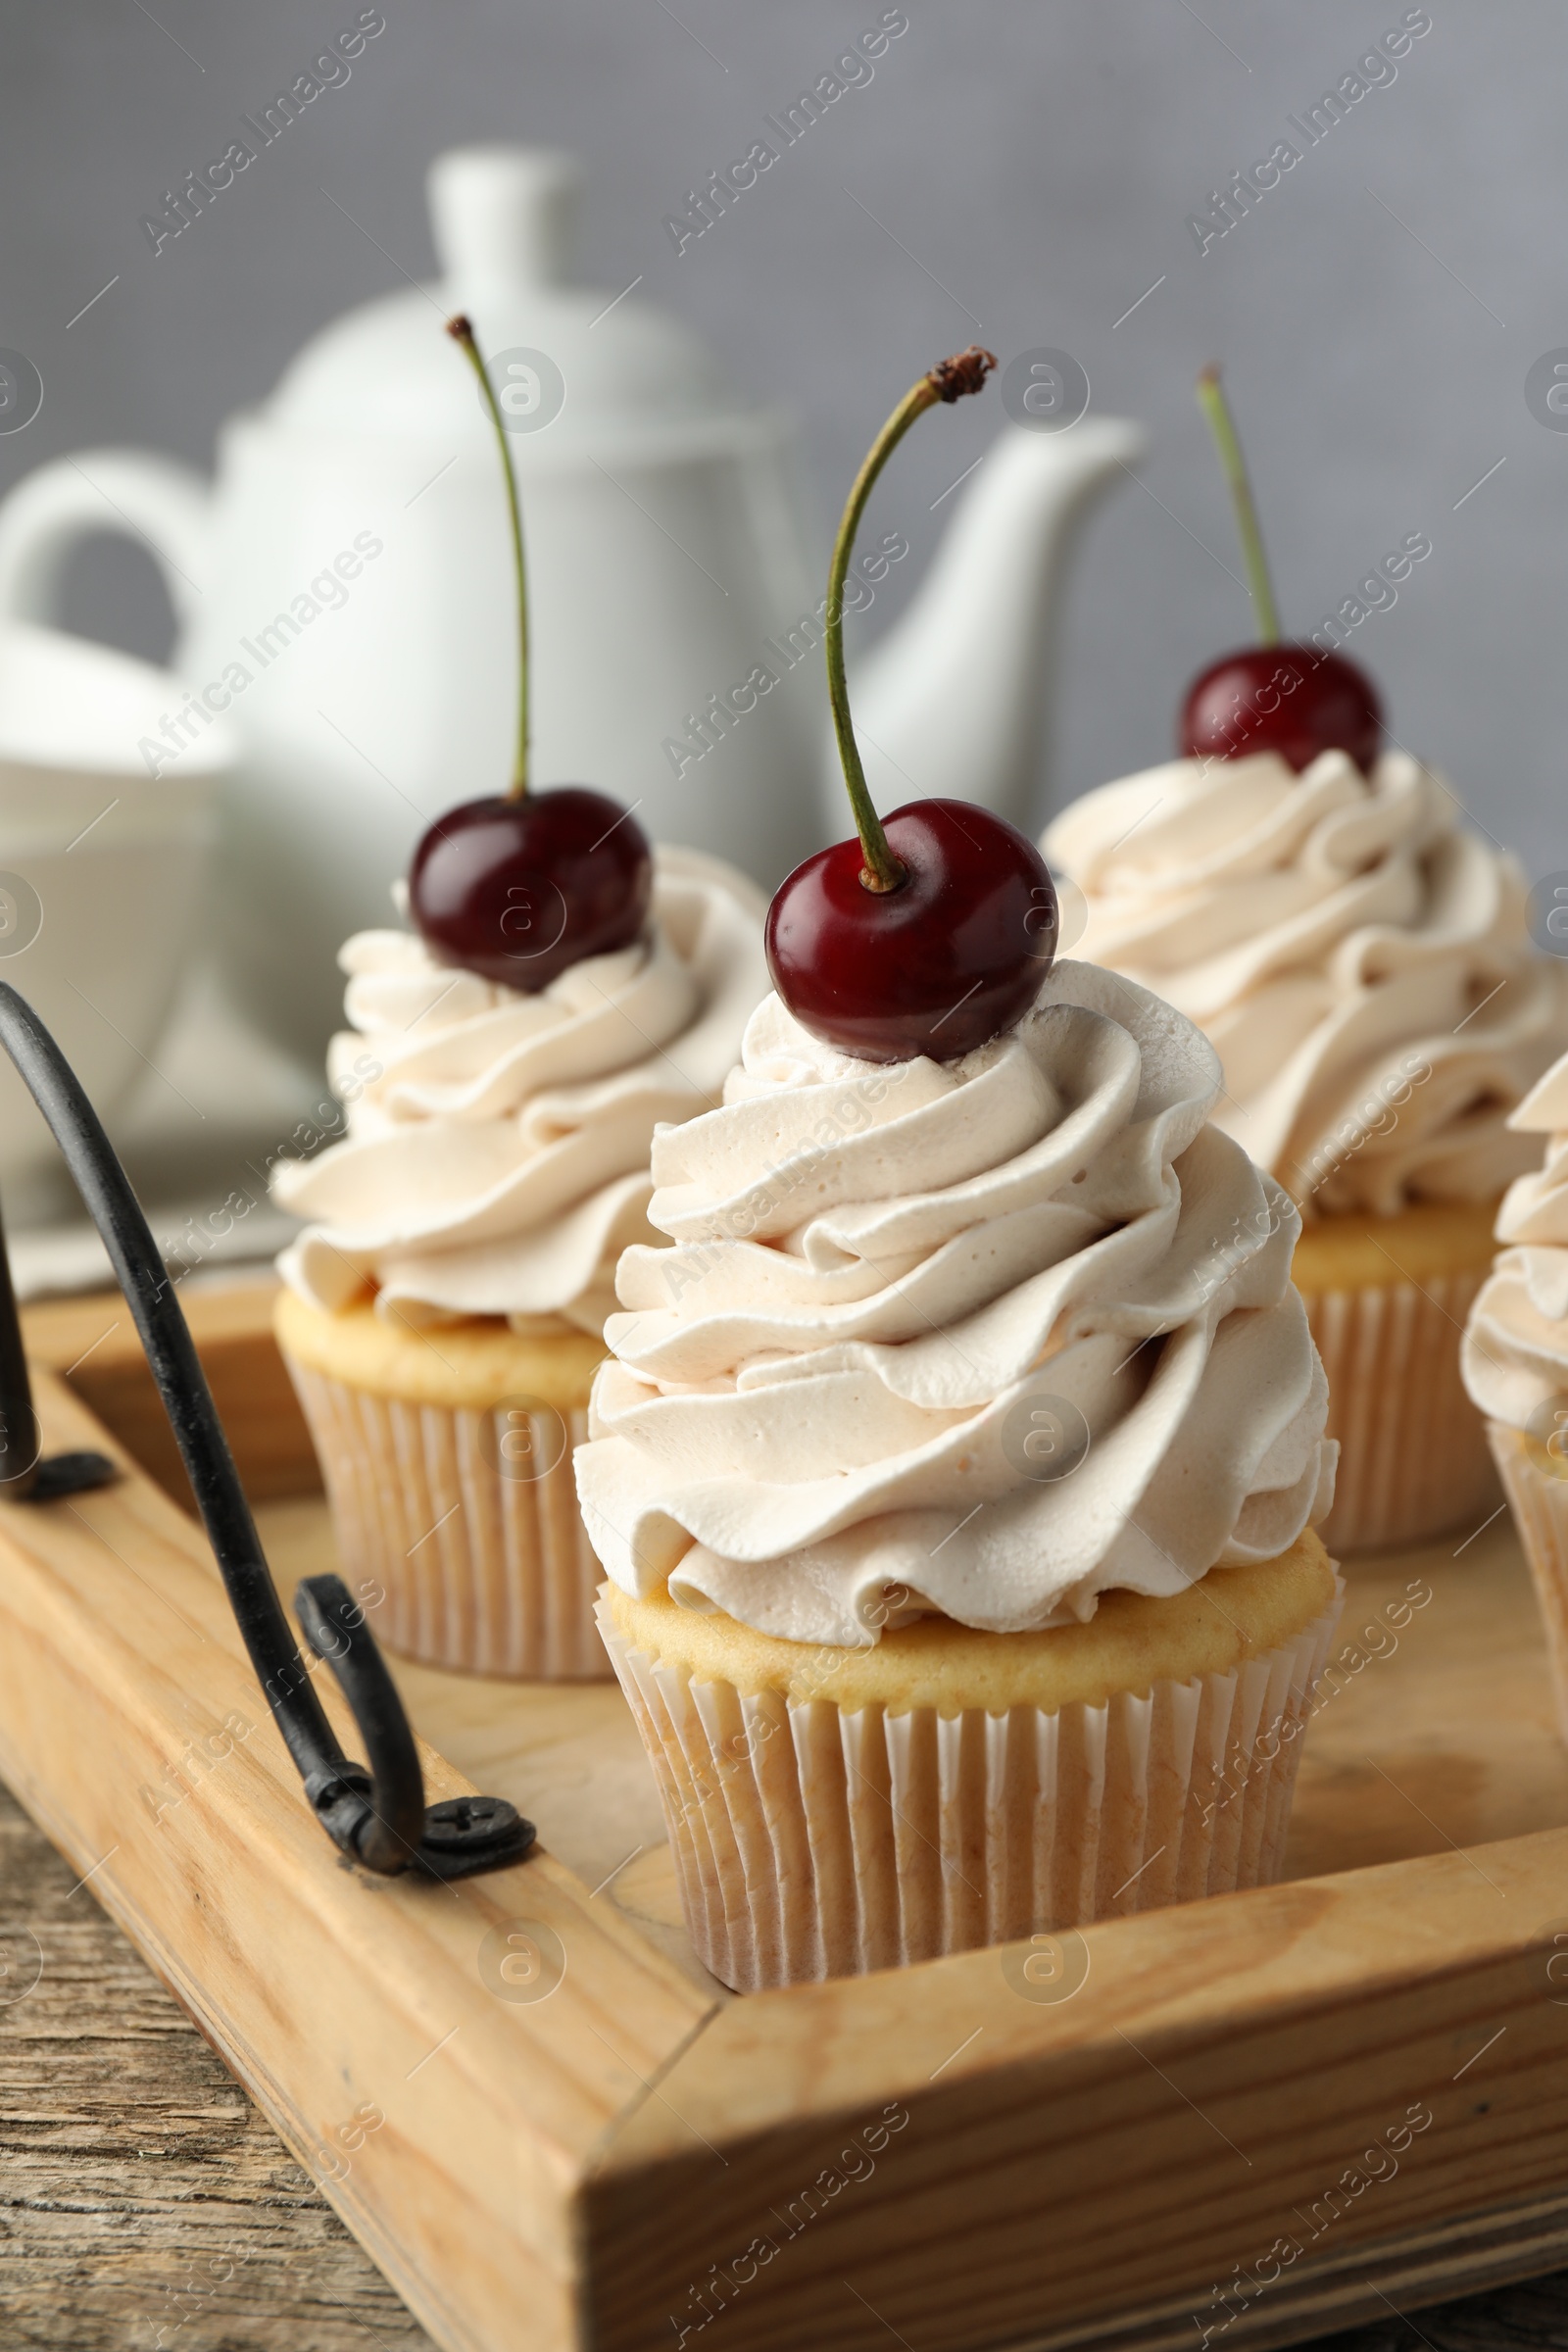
[832,416,1146,836]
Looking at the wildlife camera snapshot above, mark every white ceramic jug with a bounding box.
[0,146,1142,1064]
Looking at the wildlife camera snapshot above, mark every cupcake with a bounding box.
[270,314,767,1677]
[274,847,765,1676]
[578,352,1343,1991]
[1041,369,1568,1553]
[1462,1053,1568,1736]
[1045,753,1566,1555]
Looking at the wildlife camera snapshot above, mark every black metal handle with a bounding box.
[0,981,534,1883]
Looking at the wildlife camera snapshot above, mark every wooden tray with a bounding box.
[3,1280,1568,2352]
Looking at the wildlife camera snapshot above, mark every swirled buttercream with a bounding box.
[1462,1053,1568,1427]
[1043,749,1568,1218]
[273,847,768,1336]
[574,961,1337,1645]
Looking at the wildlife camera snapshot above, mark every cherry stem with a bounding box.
[826,346,998,893]
[1197,365,1281,648]
[448,315,530,800]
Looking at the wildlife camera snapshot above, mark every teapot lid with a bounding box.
[263,146,761,454]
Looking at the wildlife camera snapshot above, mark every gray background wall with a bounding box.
[3,0,1563,874]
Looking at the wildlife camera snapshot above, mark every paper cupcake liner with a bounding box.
[1489,1421,1568,1745]
[1301,1270,1495,1554]
[597,1579,1345,1992]
[284,1357,610,1680]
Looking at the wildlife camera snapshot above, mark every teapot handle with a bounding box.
[0,447,212,633]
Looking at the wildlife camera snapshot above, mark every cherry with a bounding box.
[763,346,1058,1064]
[767,800,1055,1063]
[1180,643,1382,774]
[1180,366,1383,777]
[410,787,652,989]
[405,318,649,992]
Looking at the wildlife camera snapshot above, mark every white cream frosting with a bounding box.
[1043,749,1568,1218]
[1462,1053,1568,1428]
[273,847,769,1336]
[574,960,1337,1646]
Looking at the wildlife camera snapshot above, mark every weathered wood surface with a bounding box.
[0,1775,438,2350]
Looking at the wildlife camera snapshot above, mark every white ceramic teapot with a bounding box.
[0,146,1142,1063]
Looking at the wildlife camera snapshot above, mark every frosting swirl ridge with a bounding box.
[1043,748,1568,1216]
[1463,1053,1568,1428]
[574,961,1337,1645]
[273,847,768,1335]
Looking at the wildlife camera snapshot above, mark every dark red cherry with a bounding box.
[1180,643,1382,776]
[409,786,653,990]
[765,799,1056,1064]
